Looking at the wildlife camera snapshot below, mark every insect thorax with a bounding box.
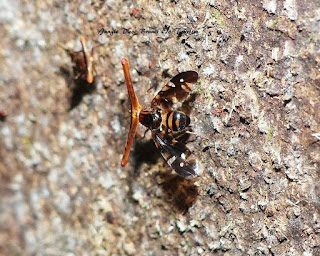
[139,108,162,130]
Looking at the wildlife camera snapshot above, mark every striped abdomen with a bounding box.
[166,111,190,132]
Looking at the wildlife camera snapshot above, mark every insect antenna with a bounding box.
[121,58,142,167]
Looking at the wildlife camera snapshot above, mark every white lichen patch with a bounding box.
[203,64,216,77]
[272,47,280,61]
[53,190,71,215]
[132,183,150,209]
[240,85,260,119]
[110,118,121,133]
[176,220,188,232]
[283,40,296,57]
[257,116,271,134]
[98,172,117,190]
[235,55,244,68]
[1,126,13,150]
[283,0,298,20]
[88,125,106,152]
[176,50,189,63]
[262,0,277,14]
[248,151,264,171]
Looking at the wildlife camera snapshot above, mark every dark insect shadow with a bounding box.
[59,66,96,110]
[59,66,73,87]
[69,78,96,110]
[129,137,198,214]
[132,139,161,176]
[159,172,198,214]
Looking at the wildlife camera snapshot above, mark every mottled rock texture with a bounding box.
[0,0,319,255]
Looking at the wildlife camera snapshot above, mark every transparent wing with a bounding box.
[151,71,198,110]
[153,132,199,179]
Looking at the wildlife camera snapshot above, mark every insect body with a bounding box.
[121,58,200,178]
[60,36,95,84]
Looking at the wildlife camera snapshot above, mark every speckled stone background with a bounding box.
[0,0,319,255]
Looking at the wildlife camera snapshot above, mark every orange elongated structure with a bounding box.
[121,58,142,167]
[79,36,94,84]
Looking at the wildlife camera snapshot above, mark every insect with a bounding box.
[120,58,200,178]
[59,36,95,84]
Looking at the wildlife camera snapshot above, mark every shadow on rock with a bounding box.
[159,173,198,214]
[132,139,161,176]
[59,66,96,110]
[69,78,96,110]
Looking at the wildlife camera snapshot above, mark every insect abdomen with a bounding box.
[166,111,190,132]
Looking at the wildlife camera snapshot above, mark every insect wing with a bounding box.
[152,71,198,110]
[153,132,199,179]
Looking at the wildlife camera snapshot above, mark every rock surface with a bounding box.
[0,0,319,255]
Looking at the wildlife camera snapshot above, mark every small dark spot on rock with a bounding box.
[240,116,250,125]
[161,69,171,78]
[105,212,114,224]
[207,184,216,198]
[283,98,291,107]
[203,146,211,152]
